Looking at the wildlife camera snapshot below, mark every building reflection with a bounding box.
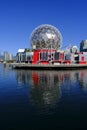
[15,69,87,107]
[16,70,32,86]
[15,70,62,107]
[61,70,87,92]
[61,71,79,91]
[30,71,62,107]
[78,70,87,91]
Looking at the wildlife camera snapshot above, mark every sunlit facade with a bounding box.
[16,24,87,65]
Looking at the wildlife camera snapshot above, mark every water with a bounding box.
[0,64,87,129]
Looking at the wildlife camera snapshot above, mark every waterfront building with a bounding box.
[30,24,62,50]
[16,49,25,62]
[16,48,33,63]
[70,46,78,53]
[16,24,87,65]
[30,24,63,64]
[80,40,87,52]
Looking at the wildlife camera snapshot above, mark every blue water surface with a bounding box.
[0,64,87,129]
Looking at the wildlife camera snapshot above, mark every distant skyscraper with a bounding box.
[4,51,13,61]
[80,40,87,52]
[9,54,13,60]
[4,51,9,61]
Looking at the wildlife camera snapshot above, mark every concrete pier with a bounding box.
[10,63,87,70]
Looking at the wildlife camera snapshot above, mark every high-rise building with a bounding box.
[80,40,87,52]
[9,54,13,60]
[4,51,13,61]
[4,51,9,61]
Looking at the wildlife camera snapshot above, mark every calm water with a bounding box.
[0,64,87,129]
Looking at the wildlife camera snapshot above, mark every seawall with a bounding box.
[10,63,87,70]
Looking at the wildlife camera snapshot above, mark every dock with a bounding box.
[10,63,87,70]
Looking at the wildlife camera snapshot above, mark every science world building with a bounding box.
[16,24,87,65]
[30,24,62,50]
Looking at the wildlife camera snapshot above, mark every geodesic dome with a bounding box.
[30,24,62,50]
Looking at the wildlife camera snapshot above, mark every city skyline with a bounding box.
[0,0,87,55]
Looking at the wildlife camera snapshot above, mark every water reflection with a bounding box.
[31,71,62,107]
[16,70,32,86]
[78,70,87,91]
[15,70,62,107]
[1,64,87,129]
[15,69,87,107]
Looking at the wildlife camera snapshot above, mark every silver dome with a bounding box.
[30,24,62,50]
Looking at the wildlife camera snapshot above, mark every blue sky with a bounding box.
[0,0,87,55]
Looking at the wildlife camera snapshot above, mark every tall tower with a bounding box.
[4,51,9,61]
[80,40,87,52]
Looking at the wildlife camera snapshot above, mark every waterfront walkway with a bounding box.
[10,63,87,70]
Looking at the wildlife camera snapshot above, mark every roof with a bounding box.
[18,49,25,53]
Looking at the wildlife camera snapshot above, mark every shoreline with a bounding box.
[9,63,87,70]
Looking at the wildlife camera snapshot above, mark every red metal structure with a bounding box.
[32,49,65,64]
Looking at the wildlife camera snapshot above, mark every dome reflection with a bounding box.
[30,71,62,107]
[15,70,62,107]
[15,69,87,108]
[78,70,87,91]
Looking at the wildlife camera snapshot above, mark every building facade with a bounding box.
[16,24,87,65]
[80,40,87,52]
